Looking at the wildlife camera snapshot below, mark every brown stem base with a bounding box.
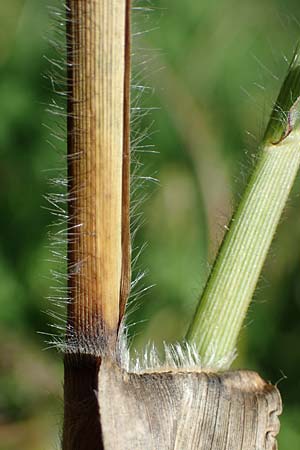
[63,354,104,450]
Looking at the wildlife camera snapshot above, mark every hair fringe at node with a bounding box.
[116,322,237,373]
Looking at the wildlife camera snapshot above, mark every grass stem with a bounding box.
[186,49,300,368]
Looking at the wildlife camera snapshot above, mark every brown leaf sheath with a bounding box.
[98,363,282,450]
[66,0,130,354]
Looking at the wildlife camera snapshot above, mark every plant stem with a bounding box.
[66,0,130,354]
[63,1,130,448]
[186,49,300,368]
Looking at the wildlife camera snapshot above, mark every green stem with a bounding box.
[186,49,300,368]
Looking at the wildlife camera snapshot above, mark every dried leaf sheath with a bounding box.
[98,362,282,450]
[66,0,130,353]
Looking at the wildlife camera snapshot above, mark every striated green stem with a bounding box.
[186,48,300,368]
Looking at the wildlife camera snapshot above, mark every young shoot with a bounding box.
[186,48,300,369]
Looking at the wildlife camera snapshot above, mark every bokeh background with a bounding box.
[1,0,300,448]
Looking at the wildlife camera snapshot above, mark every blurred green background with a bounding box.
[0,0,300,448]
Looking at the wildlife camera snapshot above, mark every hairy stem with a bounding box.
[66,0,130,354]
[186,49,300,367]
[63,1,131,449]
